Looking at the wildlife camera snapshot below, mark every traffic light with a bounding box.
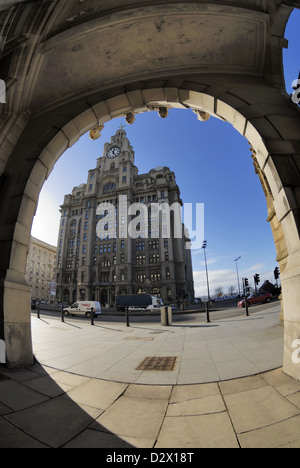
[244,278,249,287]
[254,274,260,285]
[274,267,280,280]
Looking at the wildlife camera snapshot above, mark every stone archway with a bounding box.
[0,1,299,380]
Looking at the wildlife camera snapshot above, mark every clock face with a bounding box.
[106,146,121,159]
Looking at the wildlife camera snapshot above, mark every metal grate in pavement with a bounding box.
[135,356,177,372]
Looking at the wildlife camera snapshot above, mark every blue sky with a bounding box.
[31,9,300,298]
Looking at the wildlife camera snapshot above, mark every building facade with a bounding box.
[26,236,57,302]
[56,129,194,306]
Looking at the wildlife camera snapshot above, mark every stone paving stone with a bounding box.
[0,380,49,411]
[124,384,172,400]
[66,379,128,410]
[238,414,300,448]
[23,375,71,398]
[0,417,48,448]
[96,396,168,440]
[224,385,300,434]
[170,383,220,402]
[63,428,135,448]
[156,413,239,448]
[4,396,97,448]
[219,374,269,395]
[167,394,225,417]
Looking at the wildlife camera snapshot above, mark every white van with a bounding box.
[63,301,101,318]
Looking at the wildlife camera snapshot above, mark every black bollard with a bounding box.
[125,308,130,327]
[206,302,211,323]
[91,307,95,326]
[61,305,65,323]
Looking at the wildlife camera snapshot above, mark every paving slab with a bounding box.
[223,385,300,434]
[95,396,168,440]
[156,413,240,448]
[4,396,98,448]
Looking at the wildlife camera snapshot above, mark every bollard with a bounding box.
[36,301,40,319]
[206,302,211,323]
[125,308,130,327]
[161,307,172,326]
[61,305,65,323]
[245,297,249,317]
[91,307,95,326]
[165,307,169,326]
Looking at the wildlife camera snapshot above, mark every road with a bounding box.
[31,300,280,326]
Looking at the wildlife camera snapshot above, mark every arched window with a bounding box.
[103,182,116,194]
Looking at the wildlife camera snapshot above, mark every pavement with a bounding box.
[1,304,300,448]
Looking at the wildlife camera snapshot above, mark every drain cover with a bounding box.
[136,356,177,372]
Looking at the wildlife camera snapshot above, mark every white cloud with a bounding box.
[248,263,265,272]
[193,269,238,298]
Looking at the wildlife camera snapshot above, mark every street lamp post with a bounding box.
[202,241,211,323]
[234,256,241,297]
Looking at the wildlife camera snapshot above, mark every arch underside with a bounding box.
[0,0,299,380]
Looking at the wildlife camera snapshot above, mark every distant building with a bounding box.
[26,236,57,301]
[55,128,194,306]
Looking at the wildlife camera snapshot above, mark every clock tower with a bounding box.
[97,127,135,176]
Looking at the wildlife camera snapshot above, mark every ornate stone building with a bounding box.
[25,237,57,302]
[56,129,194,306]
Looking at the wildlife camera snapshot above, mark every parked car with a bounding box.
[238,291,272,308]
[63,301,101,318]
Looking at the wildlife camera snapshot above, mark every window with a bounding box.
[104,182,116,193]
[150,270,161,282]
[166,267,170,280]
[150,253,160,264]
[84,222,88,230]
[137,271,146,282]
[82,245,86,254]
[149,240,159,250]
[136,255,146,265]
[100,272,109,283]
[136,241,145,251]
